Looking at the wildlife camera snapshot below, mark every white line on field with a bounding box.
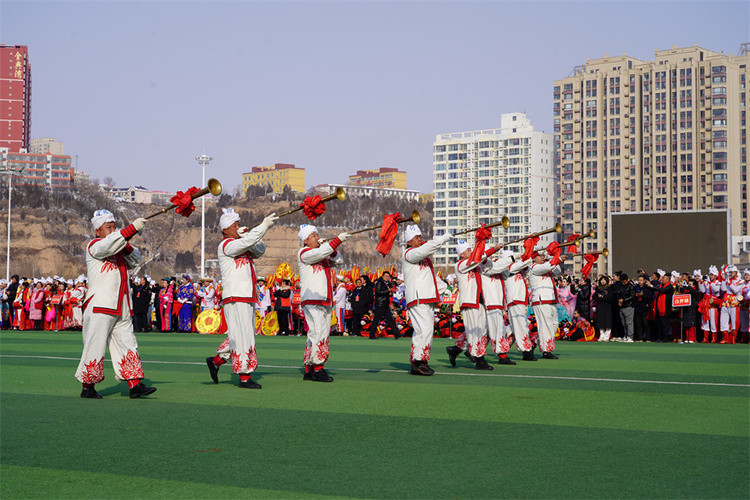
[2,354,748,388]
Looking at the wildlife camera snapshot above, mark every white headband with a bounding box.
[220,208,241,230]
[91,209,115,229]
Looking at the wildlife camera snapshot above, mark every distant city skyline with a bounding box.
[1,1,747,195]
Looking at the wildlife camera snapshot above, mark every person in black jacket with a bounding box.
[350,277,372,337]
[649,271,675,342]
[593,275,614,341]
[616,273,636,342]
[372,271,400,339]
[5,275,19,329]
[678,278,702,343]
[273,279,293,336]
[633,274,654,341]
[576,277,592,321]
[131,277,153,332]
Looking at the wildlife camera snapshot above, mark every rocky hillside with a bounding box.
[0,184,433,280]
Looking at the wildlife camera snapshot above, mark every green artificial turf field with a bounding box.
[1,331,748,499]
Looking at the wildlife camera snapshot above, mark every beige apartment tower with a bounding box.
[554,43,748,273]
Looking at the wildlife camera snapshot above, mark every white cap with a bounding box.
[744,269,750,276]
[91,209,116,229]
[456,239,472,255]
[693,269,702,278]
[657,269,666,277]
[220,208,241,230]
[397,273,404,280]
[727,264,738,273]
[66,279,73,285]
[708,265,719,276]
[671,270,680,281]
[298,224,317,242]
[404,225,421,242]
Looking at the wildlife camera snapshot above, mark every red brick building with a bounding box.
[1,45,31,153]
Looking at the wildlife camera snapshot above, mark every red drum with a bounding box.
[707,296,723,308]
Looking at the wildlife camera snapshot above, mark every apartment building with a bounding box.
[554,43,748,271]
[349,167,407,189]
[242,163,305,195]
[432,113,555,268]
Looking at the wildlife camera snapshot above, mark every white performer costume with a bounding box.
[504,257,534,357]
[297,225,347,376]
[454,240,494,361]
[208,209,277,388]
[70,279,86,327]
[334,280,348,333]
[196,281,216,310]
[720,266,743,342]
[699,268,722,335]
[483,251,515,356]
[528,252,564,356]
[401,225,451,373]
[75,210,154,398]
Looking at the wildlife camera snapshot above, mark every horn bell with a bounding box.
[207,178,223,196]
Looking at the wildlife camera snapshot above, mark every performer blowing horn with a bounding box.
[145,178,222,220]
[349,211,421,257]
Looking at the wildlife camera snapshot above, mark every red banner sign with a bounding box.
[292,291,301,305]
[442,294,457,305]
[672,294,691,307]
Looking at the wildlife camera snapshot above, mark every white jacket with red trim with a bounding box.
[455,248,497,309]
[84,224,141,315]
[528,261,562,305]
[298,238,344,307]
[218,224,267,305]
[481,255,514,309]
[504,258,532,307]
[402,239,447,308]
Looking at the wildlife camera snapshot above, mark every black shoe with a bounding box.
[474,356,494,370]
[446,345,461,367]
[129,383,157,398]
[303,371,312,381]
[498,356,517,365]
[80,387,102,399]
[206,357,220,384]
[239,378,262,389]
[369,335,377,340]
[410,361,434,376]
[542,352,558,359]
[464,351,477,363]
[311,368,334,382]
[522,350,537,361]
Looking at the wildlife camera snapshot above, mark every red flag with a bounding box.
[300,195,326,220]
[521,235,540,260]
[468,225,493,264]
[566,234,581,254]
[170,186,200,217]
[376,213,401,257]
[581,253,599,280]
[546,241,562,266]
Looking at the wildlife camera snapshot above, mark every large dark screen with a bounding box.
[610,211,729,277]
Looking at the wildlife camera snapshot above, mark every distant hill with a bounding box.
[0,184,434,280]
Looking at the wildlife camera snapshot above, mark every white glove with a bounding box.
[132,218,147,232]
[437,232,453,245]
[337,232,350,243]
[238,226,249,235]
[260,213,279,230]
[501,249,514,260]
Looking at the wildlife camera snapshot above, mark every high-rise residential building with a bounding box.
[242,163,305,195]
[1,45,31,153]
[348,167,407,189]
[554,43,749,272]
[432,113,556,268]
[30,137,64,155]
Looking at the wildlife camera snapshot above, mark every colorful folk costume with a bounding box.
[401,225,452,376]
[297,224,348,382]
[75,210,156,399]
[159,283,174,332]
[699,267,722,343]
[205,209,278,389]
[720,265,743,344]
[177,276,195,332]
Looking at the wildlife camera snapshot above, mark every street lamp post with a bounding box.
[195,154,213,279]
[2,166,25,282]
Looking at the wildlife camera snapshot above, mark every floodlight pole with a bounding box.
[195,154,213,279]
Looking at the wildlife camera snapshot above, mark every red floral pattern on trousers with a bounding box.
[118,350,144,380]
[246,346,258,371]
[498,336,512,354]
[518,335,533,352]
[315,338,330,364]
[544,337,556,353]
[410,344,431,363]
[217,338,230,353]
[454,332,467,351]
[81,357,104,384]
[303,343,312,364]
[231,351,242,373]
[474,336,488,357]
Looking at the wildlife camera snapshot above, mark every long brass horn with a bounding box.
[504,223,562,245]
[453,216,511,237]
[277,187,346,218]
[538,238,580,254]
[567,247,609,258]
[145,178,222,220]
[348,210,421,236]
